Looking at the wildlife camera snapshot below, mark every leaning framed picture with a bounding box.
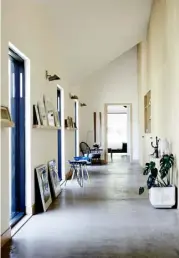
[33,104,41,125]
[54,111,60,127]
[35,164,52,212]
[0,105,14,127]
[1,106,11,121]
[37,101,48,126]
[43,95,55,126]
[48,159,61,198]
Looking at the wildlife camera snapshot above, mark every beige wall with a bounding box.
[0,0,79,234]
[138,0,179,203]
[79,47,139,160]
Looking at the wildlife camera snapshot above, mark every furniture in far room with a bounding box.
[80,142,103,165]
[108,142,127,161]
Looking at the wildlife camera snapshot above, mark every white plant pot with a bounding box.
[149,185,176,208]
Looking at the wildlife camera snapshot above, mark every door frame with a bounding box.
[9,42,32,215]
[9,53,26,223]
[74,100,79,156]
[57,84,65,180]
[104,103,133,163]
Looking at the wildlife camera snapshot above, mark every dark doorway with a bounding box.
[57,88,62,179]
[9,50,26,226]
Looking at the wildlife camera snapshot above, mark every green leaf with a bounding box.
[147,175,156,189]
[151,168,158,178]
[139,187,144,195]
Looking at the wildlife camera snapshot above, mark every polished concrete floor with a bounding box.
[2,156,179,257]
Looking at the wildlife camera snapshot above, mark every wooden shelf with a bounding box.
[65,127,77,131]
[1,120,15,128]
[32,125,61,130]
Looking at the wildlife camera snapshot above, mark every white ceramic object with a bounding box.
[149,186,176,208]
[159,138,170,155]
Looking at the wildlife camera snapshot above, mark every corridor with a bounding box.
[2,159,179,258]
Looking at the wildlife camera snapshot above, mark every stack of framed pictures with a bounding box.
[35,164,52,212]
[33,95,60,128]
[48,159,61,197]
[35,159,61,212]
[65,116,77,129]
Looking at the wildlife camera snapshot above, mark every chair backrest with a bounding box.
[80,142,91,156]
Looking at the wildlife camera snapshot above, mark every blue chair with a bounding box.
[66,159,89,187]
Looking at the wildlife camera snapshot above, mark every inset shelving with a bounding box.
[32,125,61,130]
[1,120,15,128]
[65,127,77,131]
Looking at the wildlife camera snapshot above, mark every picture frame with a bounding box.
[37,101,48,126]
[67,116,71,128]
[33,104,41,125]
[70,117,73,128]
[54,111,60,127]
[48,159,61,198]
[1,106,12,121]
[47,111,55,127]
[35,164,52,212]
[65,119,68,128]
[43,95,55,126]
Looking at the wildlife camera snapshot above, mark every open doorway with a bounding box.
[104,103,132,163]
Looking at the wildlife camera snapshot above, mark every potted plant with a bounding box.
[139,154,176,208]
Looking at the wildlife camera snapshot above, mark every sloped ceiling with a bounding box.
[45,0,152,83]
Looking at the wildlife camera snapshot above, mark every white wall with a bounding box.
[79,47,139,160]
[138,0,179,204]
[1,0,78,234]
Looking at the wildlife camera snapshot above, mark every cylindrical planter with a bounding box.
[149,185,176,208]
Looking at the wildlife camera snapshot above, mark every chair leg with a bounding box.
[81,165,84,187]
[85,164,90,180]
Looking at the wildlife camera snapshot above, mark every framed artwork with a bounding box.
[37,101,48,126]
[65,119,68,128]
[1,106,12,121]
[48,159,61,197]
[35,164,52,211]
[33,104,41,125]
[70,117,73,128]
[67,116,71,128]
[47,111,55,127]
[54,111,60,127]
[43,95,55,126]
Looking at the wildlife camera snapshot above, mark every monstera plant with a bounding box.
[139,154,174,195]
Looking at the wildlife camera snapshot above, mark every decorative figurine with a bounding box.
[151,136,160,158]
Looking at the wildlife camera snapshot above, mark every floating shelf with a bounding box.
[1,120,15,128]
[65,127,77,131]
[32,125,61,130]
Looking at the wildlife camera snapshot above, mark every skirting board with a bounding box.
[31,203,36,215]
[26,203,36,215]
[1,227,11,248]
